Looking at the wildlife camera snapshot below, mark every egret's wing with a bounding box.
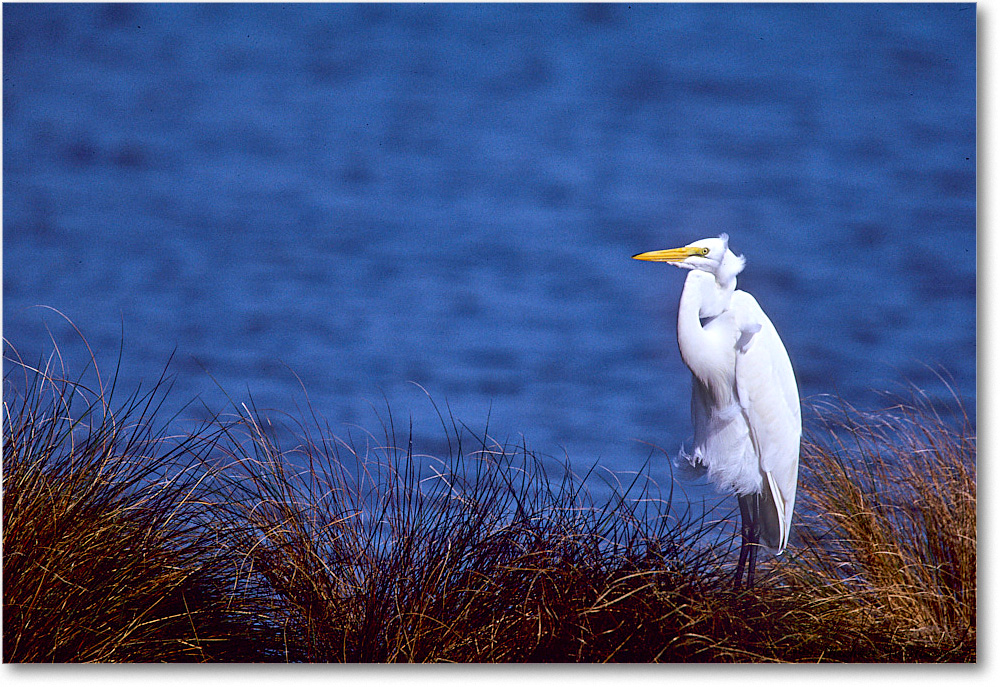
[731,290,801,552]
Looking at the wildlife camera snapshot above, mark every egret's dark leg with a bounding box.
[735,536,750,586]
[735,494,760,589]
[746,528,759,589]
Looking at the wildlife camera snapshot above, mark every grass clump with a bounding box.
[202,400,731,662]
[2,348,262,662]
[785,393,976,660]
[2,340,976,662]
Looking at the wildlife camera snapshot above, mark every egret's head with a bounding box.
[633,233,745,283]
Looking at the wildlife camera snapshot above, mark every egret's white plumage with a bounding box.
[634,234,800,586]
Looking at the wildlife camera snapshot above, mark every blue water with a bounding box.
[3,3,976,496]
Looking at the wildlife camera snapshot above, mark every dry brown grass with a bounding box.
[196,388,975,662]
[201,399,734,661]
[2,346,263,662]
[780,391,976,660]
[3,339,976,662]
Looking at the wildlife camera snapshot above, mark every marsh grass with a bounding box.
[2,343,264,661]
[202,394,742,662]
[784,392,976,660]
[3,340,976,662]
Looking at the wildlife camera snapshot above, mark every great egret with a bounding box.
[633,234,800,588]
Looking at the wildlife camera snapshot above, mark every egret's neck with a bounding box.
[682,269,736,321]
[676,270,737,397]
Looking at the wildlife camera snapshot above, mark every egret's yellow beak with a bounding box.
[632,246,701,262]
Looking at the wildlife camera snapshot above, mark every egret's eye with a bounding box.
[698,247,710,256]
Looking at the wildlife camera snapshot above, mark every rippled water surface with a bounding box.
[3,3,976,493]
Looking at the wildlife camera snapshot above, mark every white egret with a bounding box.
[633,234,800,587]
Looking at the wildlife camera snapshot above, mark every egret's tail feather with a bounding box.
[759,471,786,553]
